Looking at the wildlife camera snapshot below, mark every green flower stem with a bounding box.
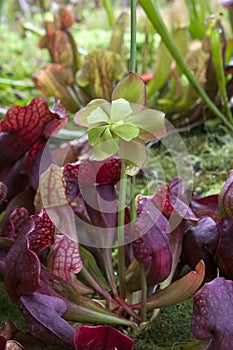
[80,265,115,309]
[130,176,148,321]
[140,263,147,322]
[129,0,137,226]
[129,0,137,73]
[138,0,233,131]
[210,26,233,123]
[130,176,136,222]
[118,160,127,298]
[102,248,118,295]
[129,0,148,320]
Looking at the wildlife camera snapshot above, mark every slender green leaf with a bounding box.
[209,19,233,122]
[133,260,205,311]
[102,0,115,27]
[0,78,34,88]
[79,246,109,290]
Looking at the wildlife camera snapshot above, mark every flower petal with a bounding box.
[87,106,110,124]
[110,98,133,122]
[90,128,119,161]
[88,125,108,146]
[221,0,233,8]
[112,72,146,105]
[118,138,147,175]
[125,108,166,140]
[74,99,109,127]
[112,123,139,141]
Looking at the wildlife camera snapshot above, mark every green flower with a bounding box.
[74,72,166,175]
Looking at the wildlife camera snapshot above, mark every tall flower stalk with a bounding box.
[74,1,166,315]
[118,0,137,300]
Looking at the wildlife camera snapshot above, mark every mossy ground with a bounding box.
[134,299,194,349]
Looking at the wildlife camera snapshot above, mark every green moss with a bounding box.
[134,298,194,349]
[137,130,233,197]
[0,26,48,107]
[183,131,233,195]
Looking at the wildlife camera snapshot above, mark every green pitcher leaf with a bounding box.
[112,124,139,141]
[112,72,146,105]
[40,29,74,68]
[79,246,109,290]
[31,65,81,113]
[147,40,172,98]
[76,48,126,100]
[39,164,67,208]
[109,11,129,53]
[47,234,82,284]
[66,31,82,73]
[88,125,108,146]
